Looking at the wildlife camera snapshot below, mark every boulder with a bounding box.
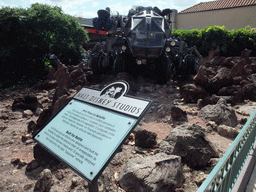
[54,60,72,89]
[27,121,37,133]
[217,125,239,139]
[193,66,208,87]
[180,84,208,103]
[218,85,243,104]
[52,86,70,106]
[22,109,34,118]
[220,57,234,68]
[249,74,256,84]
[241,83,256,101]
[209,56,225,66]
[208,67,233,94]
[70,68,84,81]
[208,46,220,61]
[161,124,219,168]
[198,98,238,127]
[35,108,44,116]
[36,108,53,130]
[251,61,256,73]
[118,153,184,192]
[12,95,42,112]
[229,58,252,78]
[156,104,172,118]
[170,106,187,121]
[26,160,40,172]
[135,129,157,148]
[99,167,119,192]
[240,48,252,60]
[217,85,241,96]
[52,93,74,116]
[73,74,90,87]
[34,169,54,192]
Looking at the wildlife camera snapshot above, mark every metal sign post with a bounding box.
[89,180,99,192]
[33,81,152,189]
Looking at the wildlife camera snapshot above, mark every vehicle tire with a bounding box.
[91,53,101,75]
[157,55,172,84]
[194,57,201,74]
[124,53,137,76]
[106,52,114,71]
[186,56,199,75]
[113,53,125,74]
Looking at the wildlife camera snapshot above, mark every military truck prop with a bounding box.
[89,6,202,83]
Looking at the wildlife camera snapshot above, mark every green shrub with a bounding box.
[171,26,256,57]
[0,4,89,89]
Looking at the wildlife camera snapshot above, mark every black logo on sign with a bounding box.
[100,81,129,99]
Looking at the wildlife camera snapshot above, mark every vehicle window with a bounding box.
[150,20,162,32]
[133,18,143,29]
[154,18,162,27]
[137,20,146,32]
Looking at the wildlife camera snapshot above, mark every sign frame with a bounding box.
[33,81,152,184]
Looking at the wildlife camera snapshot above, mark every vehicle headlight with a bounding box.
[171,41,176,46]
[122,45,126,51]
[137,60,142,65]
[165,47,171,52]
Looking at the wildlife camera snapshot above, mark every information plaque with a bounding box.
[34,81,152,183]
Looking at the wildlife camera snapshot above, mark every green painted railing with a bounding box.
[197,109,256,192]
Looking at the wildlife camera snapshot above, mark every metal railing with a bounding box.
[197,109,256,192]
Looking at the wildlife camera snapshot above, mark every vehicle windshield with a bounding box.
[130,17,164,47]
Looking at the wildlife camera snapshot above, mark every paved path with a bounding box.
[246,163,256,192]
[232,143,256,192]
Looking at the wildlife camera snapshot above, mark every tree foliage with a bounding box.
[172,26,256,57]
[0,3,89,88]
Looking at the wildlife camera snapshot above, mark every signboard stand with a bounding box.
[89,180,99,192]
[33,81,151,190]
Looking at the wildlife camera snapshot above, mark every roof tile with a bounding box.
[180,0,256,14]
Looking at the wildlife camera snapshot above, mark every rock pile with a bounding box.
[182,48,256,104]
[3,49,255,191]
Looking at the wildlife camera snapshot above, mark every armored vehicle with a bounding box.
[89,6,202,83]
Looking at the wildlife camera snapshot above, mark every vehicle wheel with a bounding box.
[194,57,201,74]
[91,53,101,75]
[106,52,114,71]
[124,54,137,76]
[113,53,125,74]
[186,56,199,75]
[157,55,172,84]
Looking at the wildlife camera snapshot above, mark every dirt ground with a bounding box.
[0,83,255,192]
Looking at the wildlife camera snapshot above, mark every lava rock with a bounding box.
[23,109,34,118]
[180,84,208,103]
[162,123,219,168]
[241,83,256,101]
[54,60,73,89]
[135,129,157,148]
[34,169,54,192]
[26,160,40,171]
[118,153,184,192]
[198,98,238,127]
[170,106,187,121]
[12,95,42,112]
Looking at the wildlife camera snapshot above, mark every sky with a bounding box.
[0,0,212,18]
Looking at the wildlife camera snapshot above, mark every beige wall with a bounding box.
[176,6,256,30]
